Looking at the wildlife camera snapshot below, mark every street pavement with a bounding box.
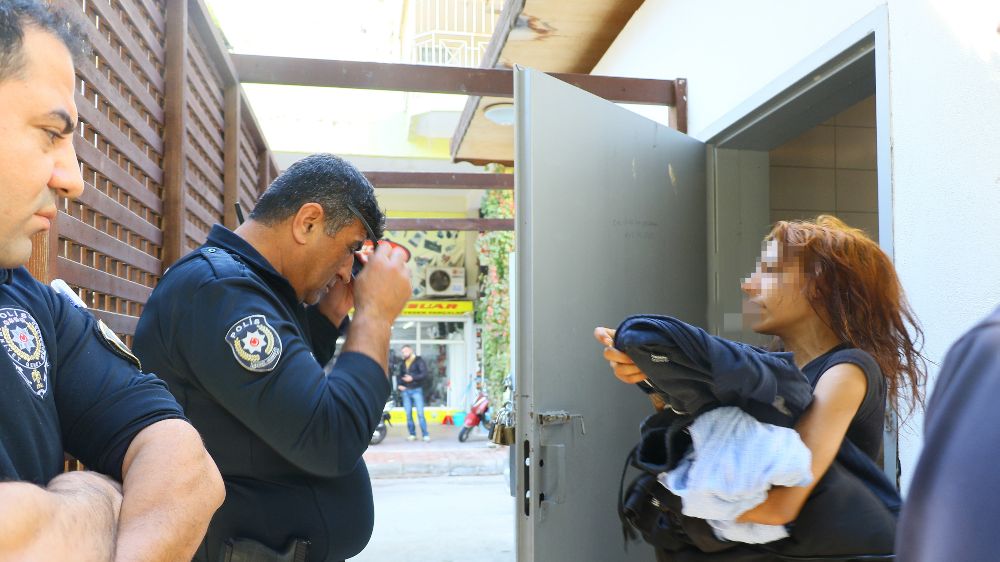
[354,421,515,561]
[350,474,515,562]
[363,420,510,478]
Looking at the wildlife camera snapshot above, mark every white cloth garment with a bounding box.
[659,406,813,544]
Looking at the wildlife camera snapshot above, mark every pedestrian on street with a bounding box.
[397,345,431,442]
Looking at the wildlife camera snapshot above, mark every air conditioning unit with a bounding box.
[425,267,466,297]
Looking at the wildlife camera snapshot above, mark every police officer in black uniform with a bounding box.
[133,153,412,562]
[0,2,224,559]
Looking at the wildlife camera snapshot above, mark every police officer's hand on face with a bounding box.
[352,241,411,323]
[593,327,649,384]
[315,274,355,327]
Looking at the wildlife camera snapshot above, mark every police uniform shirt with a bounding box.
[896,305,1000,561]
[0,267,185,484]
[133,225,390,562]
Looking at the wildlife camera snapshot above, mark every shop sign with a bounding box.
[401,300,473,316]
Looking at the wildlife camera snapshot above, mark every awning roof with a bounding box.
[450,0,645,165]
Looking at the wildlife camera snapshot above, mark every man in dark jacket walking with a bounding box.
[397,345,431,441]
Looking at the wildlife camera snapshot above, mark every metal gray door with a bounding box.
[514,67,707,561]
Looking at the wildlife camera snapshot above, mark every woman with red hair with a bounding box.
[597,215,925,539]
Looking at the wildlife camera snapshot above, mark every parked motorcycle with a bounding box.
[458,391,492,442]
[370,398,393,445]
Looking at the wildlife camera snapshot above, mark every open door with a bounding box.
[514,68,707,561]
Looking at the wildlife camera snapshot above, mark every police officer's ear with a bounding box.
[291,202,325,245]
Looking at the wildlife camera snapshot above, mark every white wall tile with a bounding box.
[769,125,836,168]
[835,126,877,170]
[835,96,876,127]
[771,167,836,210]
[835,211,879,240]
[770,209,836,225]
[836,169,878,212]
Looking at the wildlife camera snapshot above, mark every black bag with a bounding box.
[618,409,898,561]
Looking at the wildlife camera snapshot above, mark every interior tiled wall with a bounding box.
[769,96,878,239]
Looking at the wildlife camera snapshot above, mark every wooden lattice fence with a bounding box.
[28,0,277,343]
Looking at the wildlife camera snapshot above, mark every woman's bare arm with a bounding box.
[737,363,868,525]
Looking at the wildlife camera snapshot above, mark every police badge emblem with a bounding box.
[0,307,50,397]
[225,314,282,372]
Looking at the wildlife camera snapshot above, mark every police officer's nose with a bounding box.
[50,143,84,200]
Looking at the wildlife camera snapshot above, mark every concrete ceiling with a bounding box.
[451,0,645,165]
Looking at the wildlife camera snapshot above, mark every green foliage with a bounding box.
[475,165,515,405]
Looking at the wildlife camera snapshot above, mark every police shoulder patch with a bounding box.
[0,307,50,398]
[225,314,282,373]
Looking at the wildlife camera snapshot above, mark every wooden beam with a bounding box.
[232,55,677,106]
[223,83,241,229]
[366,172,513,190]
[385,218,514,231]
[669,78,689,134]
[162,0,188,267]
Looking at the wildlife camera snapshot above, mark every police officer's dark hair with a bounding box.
[0,0,88,83]
[250,153,385,240]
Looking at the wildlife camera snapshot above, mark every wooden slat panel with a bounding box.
[185,170,224,215]
[185,153,224,208]
[116,0,166,64]
[128,0,165,35]
[185,69,225,132]
[188,0,239,85]
[91,309,139,336]
[59,213,162,274]
[239,156,257,187]
[77,183,162,245]
[185,97,224,154]
[184,221,210,247]
[185,192,221,230]
[53,0,164,120]
[240,87,269,149]
[185,118,225,173]
[74,136,162,214]
[187,36,224,108]
[75,58,163,149]
[83,0,164,91]
[77,94,163,183]
[57,258,154,303]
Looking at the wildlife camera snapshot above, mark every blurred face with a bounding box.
[299,218,367,305]
[401,346,412,359]
[740,240,817,337]
[0,28,85,268]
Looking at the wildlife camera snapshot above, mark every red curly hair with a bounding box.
[768,215,926,412]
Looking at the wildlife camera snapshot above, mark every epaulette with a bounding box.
[200,247,244,279]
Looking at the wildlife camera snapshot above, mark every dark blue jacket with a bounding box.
[614,314,814,426]
[396,355,428,390]
[0,267,184,484]
[133,225,390,562]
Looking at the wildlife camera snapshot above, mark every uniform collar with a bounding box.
[205,225,301,305]
[0,269,11,285]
